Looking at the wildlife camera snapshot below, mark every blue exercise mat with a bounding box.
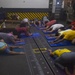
[48,40,73,47]
[36,26,40,30]
[39,26,46,29]
[43,31,52,34]
[32,33,40,37]
[13,48,24,52]
[43,30,58,34]
[20,33,40,38]
[43,31,56,34]
[16,41,25,45]
[45,36,56,40]
[8,41,25,46]
[32,24,45,30]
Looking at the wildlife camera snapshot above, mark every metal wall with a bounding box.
[0,8,49,20]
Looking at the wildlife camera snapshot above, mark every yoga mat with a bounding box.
[43,31,52,34]
[20,33,40,38]
[48,40,73,47]
[43,30,58,34]
[45,36,56,40]
[8,41,25,46]
[13,48,24,52]
[43,31,57,34]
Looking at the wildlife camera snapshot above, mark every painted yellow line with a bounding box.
[33,48,47,53]
[33,48,47,50]
[40,48,47,50]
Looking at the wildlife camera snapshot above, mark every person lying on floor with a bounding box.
[0,38,25,55]
[40,20,56,30]
[16,18,32,36]
[54,21,73,37]
[43,24,64,33]
[46,27,65,37]
[45,27,71,38]
[42,16,49,25]
[49,48,75,75]
[49,29,75,44]
[7,31,23,42]
[54,27,71,37]
[33,18,41,27]
[0,32,23,44]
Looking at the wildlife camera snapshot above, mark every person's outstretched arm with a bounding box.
[50,35,64,44]
[9,51,25,55]
[48,49,54,56]
[52,38,64,44]
[5,47,25,55]
[9,45,23,49]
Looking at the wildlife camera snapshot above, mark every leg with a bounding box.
[4,47,25,55]
[23,27,32,36]
[9,45,23,49]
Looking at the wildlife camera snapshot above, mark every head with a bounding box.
[35,21,39,26]
[12,29,20,38]
[55,32,60,36]
[43,16,48,19]
[0,37,4,42]
[58,27,65,32]
[20,22,29,27]
[45,21,48,24]
[22,18,29,23]
[13,35,18,40]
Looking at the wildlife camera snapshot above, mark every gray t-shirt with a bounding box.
[43,16,49,24]
[0,32,14,43]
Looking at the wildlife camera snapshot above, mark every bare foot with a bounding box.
[19,52,25,54]
[16,39,24,42]
[48,49,52,52]
[18,46,23,48]
[49,41,55,44]
[29,33,32,36]
[20,39,24,42]
[43,30,47,32]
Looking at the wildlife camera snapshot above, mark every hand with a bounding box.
[19,39,24,42]
[19,52,25,54]
[49,41,55,44]
[43,30,46,32]
[48,49,52,52]
[18,46,23,48]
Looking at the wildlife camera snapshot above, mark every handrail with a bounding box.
[0,20,21,23]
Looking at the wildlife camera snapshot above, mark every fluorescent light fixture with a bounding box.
[57,2,59,4]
